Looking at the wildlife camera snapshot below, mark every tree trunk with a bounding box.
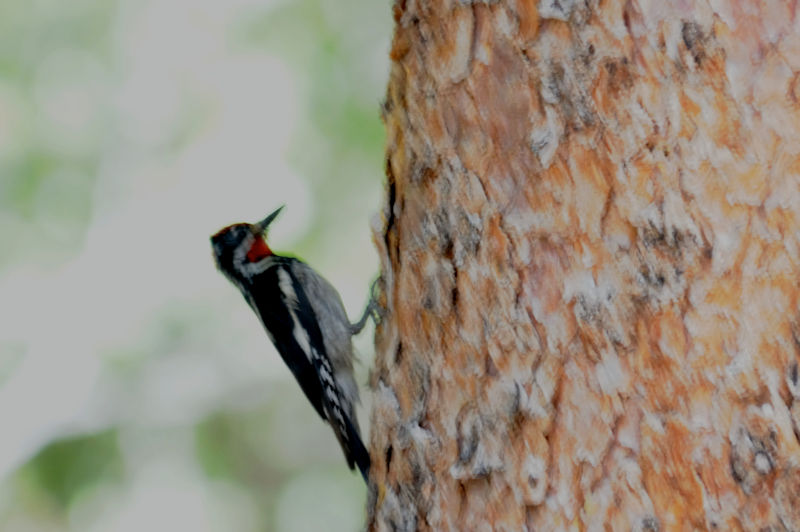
[367,1,800,530]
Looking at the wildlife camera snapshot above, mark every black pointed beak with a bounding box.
[253,205,285,234]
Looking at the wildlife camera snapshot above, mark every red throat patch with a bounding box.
[246,236,272,262]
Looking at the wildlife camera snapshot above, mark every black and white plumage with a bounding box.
[210,206,370,480]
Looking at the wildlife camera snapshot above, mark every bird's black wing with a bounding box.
[247,257,370,479]
[284,258,370,478]
[246,262,326,420]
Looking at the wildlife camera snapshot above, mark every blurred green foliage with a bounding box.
[243,0,389,249]
[17,431,123,510]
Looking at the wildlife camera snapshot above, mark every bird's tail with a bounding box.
[343,414,371,482]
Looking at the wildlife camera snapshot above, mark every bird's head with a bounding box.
[210,205,283,280]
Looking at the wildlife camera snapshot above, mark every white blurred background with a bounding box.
[0,0,389,530]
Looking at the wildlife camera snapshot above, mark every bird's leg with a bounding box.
[350,277,383,335]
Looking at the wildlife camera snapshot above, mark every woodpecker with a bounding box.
[210,206,373,481]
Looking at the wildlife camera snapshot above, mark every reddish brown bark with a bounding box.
[368,1,800,530]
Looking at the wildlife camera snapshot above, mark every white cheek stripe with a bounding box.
[245,255,276,276]
[233,234,275,279]
[232,233,254,272]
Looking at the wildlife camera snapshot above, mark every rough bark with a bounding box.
[368,1,800,530]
